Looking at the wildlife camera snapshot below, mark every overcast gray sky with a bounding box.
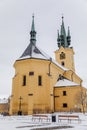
[0,0,87,97]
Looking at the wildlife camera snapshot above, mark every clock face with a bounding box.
[60,52,65,59]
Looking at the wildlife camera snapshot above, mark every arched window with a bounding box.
[23,75,26,86]
[60,52,65,59]
[61,61,65,66]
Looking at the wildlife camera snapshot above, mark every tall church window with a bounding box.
[60,52,65,59]
[38,75,42,86]
[61,61,65,66]
[23,75,26,86]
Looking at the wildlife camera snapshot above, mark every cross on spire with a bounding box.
[62,15,64,21]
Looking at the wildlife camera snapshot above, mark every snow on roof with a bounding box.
[0,95,9,104]
[18,44,51,60]
[0,98,8,104]
[52,58,68,71]
[18,44,68,71]
[54,78,80,87]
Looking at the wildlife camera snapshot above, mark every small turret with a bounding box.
[57,30,61,48]
[67,26,71,46]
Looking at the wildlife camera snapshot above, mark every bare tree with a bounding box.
[75,89,87,113]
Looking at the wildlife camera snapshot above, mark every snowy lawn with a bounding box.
[0,113,87,130]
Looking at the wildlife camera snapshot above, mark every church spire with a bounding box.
[30,14,36,45]
[57,16,71,48]
[61,16,65,35]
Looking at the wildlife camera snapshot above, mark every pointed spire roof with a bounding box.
[60,16,67,47]
[30,14,36,45]
[18,15,51,61]
[31,14,35,32]
[67,26,71,46]
[61,16,65,35]
[67,26,70,36]
[57,16,71,48]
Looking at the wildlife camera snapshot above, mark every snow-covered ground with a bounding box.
[0,113,87,130]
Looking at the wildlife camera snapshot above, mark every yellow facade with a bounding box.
[54,86,87,112]
[10,59,65,115]
[54,86,81,112]
[10,55,86,115]
[63,70,82,85]
[55,47,75,72]
[9,16,87,115]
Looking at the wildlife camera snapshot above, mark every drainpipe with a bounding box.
[71,72,73,81]
[48,58,52,76]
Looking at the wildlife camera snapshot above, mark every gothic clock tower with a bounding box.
[55,17,75,72]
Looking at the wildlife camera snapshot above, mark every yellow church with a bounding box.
[9,16,87,115]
